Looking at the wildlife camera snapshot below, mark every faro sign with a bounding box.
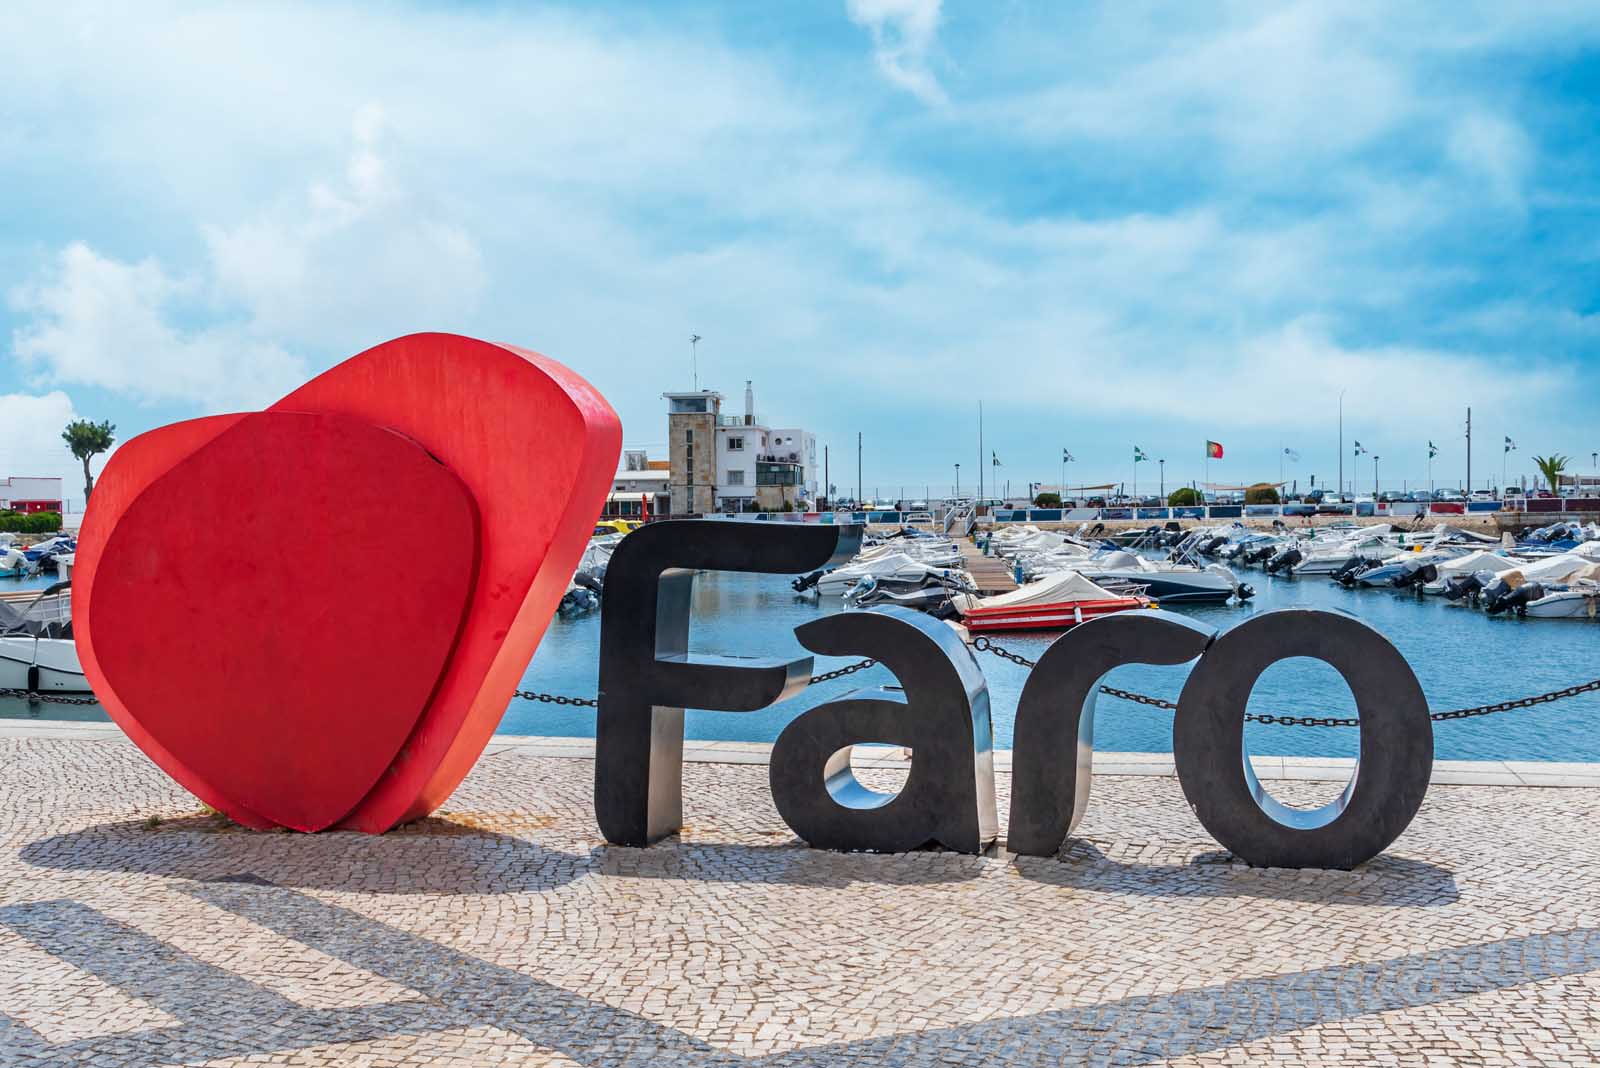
[74,334,1433,870]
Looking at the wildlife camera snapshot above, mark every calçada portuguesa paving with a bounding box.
[3,723,1599,1067]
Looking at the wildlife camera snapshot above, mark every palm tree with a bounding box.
[1532,453,1569,496]
[61,419,116,502]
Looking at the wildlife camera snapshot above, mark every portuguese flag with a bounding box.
[1205,440,1224,459]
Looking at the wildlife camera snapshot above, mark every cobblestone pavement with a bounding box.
[3,736,1599,1066]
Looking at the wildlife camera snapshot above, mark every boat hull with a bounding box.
[961,596,1150,633]
[0,637,91,692]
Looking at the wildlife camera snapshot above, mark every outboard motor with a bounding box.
[792,569,828,592]
[1265,546,1302,574]
[1201,535,1229,556]
[1444,573,1485,603]
[1484,578,1536,613]
[1392,563,1437,590]
[1333,558,1372,586]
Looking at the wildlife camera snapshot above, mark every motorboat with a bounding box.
[1056,550,1250,604]
[844,570,977,614]
[0,547,32,578]
[0,582,89,692]
[1341,548,1468,588]
[953,570,1152,633]
[1420,550,1521,595]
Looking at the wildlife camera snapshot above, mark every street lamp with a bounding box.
[1373,455,1380,497]
[954,463,961,499]
[1159,459,1165,501]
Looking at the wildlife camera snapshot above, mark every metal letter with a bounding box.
[1008,610,1215,857]
[1173,609,1434,869]
[769,606,996,853]
[595,520,861,845]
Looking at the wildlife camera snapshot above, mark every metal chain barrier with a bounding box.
[508,658,880,710]
[0,688,103,706]
[9,645,1597,726]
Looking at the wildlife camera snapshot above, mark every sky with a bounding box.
[3,0,1599,507]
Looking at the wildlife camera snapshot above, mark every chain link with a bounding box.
[970,635,1600,727]
[512,690,599,708]
[808,658,878,685]
[0,687,104,706]
[509,658,881,709]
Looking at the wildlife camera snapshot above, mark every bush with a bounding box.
[1033,492,1062,508]
[1167,487,1201,506]
[0,511,62,534]
[1244,484,1280,504]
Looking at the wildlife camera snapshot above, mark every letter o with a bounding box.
[1173,609,1433,869]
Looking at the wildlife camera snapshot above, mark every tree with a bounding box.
[1245,483,1280,504]
[1033,491,1062,508]
[1533,454,1569,496]
[1168,487,1201,506]
[62,419,116,502]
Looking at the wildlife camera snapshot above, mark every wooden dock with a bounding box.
[959,540,1018,595]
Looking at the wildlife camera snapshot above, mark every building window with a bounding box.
[727,436,744,451]
[727,470,745,486]
[757,462,800,486]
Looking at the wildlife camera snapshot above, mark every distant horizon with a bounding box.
[3,2,1597,498]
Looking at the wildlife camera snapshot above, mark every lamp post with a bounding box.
[1338,389,1346,496]
[1373,455,1380,497]
[1159,458,1165,501]
[954,463,960,500]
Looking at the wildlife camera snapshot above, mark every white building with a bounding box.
[604,450,671,518]
[1,476,64,514]
[665,381,817,513]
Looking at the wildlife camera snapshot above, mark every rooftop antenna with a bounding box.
[689,334,702,391]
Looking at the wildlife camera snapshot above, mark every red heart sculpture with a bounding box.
[89,412,478,831]
[74,333,622,832]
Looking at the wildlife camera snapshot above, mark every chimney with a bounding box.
[744,380,755,426]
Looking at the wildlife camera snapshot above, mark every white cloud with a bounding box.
[847,0,946,105]
[10,242,308,411]
[0,390,87,504]
[204,105,486,354]
[8,109,483,411]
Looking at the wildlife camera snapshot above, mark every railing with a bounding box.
[695,500,1517,526]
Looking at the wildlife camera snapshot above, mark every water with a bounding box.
[6,565,1597,761]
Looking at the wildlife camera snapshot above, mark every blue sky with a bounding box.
[3,1,1599,505]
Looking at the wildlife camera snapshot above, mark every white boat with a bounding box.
[1522,584,1600,620]
[0,547,30,578]
[1421,550,1521,595]
[814,552,970,597]
[0,635,88,691]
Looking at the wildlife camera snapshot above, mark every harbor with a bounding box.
[6,4,1600,1063]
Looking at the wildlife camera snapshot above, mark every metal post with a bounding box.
[954,463,960,499]
[1374,455,1380,497]
[1338,389,1345,497]
[824,445,829,510]
[856,432,862,508]
[1465,406,1472,497]
[1159,459,1165,500]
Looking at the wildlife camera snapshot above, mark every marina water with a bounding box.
[6,567,1596,762]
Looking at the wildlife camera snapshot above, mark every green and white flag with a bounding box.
[1504,436,1516,454]
[1428,441,1438,458]
[1134,447,1148,462]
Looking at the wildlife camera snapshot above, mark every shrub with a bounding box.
[1245,484,1280,504]
[1167,487,1201,506]
[1033,492,1062,508]
[0,511,62,534]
